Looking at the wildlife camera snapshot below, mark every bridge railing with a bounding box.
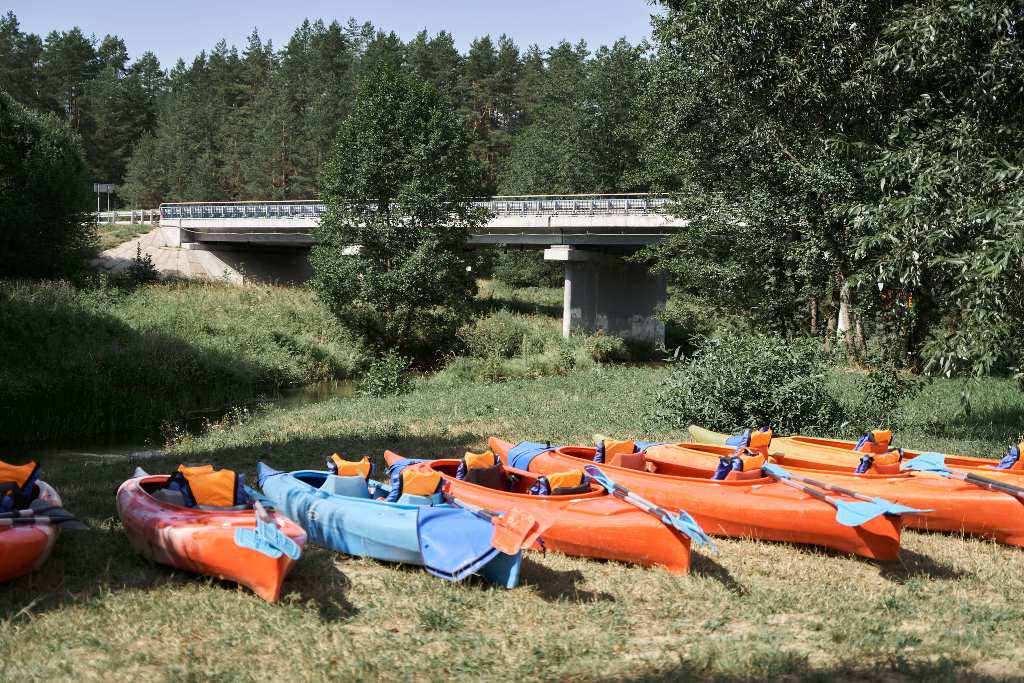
[159,194,672,220]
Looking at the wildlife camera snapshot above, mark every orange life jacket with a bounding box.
[0,460,39,512]
[856,430,894,455]
[747,429,773,455]
[459,450,512,491]
[530,469,590,496]
[330,455,372,478]
[400,467,442,497]
[171,464,244,508]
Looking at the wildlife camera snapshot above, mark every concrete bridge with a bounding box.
[156,194,686,344]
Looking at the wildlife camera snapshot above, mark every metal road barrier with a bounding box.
[158,194,673,221]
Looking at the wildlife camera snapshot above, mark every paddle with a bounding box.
[762,463,930,517]
[760,463,903,527]
[443,494,547,555]
[582,464,717,552]
[902,453,1024,500]
[233,499,302,560]
[0,500,89,530]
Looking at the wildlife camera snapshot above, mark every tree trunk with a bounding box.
[810,297,819,336]
[855,318,867,355]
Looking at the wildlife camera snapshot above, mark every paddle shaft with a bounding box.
[954,470,1024,500]
[787,473,878,504]
[0,516,61,526]
[769,474,840,508]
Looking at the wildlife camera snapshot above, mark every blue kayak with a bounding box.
[256,463,521,587]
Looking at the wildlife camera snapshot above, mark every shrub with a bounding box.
[359,350,412,398]
[650,333,842,434]
[586,333,630,363]
[461,311,529,359]
[0,89,94,280]
[124,244,159,286]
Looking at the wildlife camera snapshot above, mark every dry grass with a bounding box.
[3,367,1024,681]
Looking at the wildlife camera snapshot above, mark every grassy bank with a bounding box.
[0,280,362,444]
[96,222,156,251]
[2,367,1023,681]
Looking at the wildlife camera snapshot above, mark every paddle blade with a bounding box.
[669,508,718,553]
[489,509,547,555]
[26,501,89,529]
[234,527,284,558]
[832,499,890,527]
[761,462,791,480]
[902,452,949,474]
[255,510,302,560]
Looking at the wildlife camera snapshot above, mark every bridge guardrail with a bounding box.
[158,194,673,221]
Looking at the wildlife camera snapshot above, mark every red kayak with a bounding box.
[117,471,307,602]
[490,437,905,561]
[384,450,693,573]
[0,480,62,582]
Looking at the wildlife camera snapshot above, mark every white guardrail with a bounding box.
[157,194,672,220]
[95,209,161,224]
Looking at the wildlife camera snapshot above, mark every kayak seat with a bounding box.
[319,474,372,499]
[529,470,591,496]
[458,451,514,492]
[606,451,647,471]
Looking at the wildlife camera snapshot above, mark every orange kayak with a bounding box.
[0,480,61,583]
[641,440,1024,546]
[116,473,307,602]
[689,426,1024,482]
[383,450,692,573]
[490,438,905,561]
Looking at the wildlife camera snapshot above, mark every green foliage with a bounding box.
[461,311,529,359]
[586,333,630,363]
[492,249,562,288]
[651,333,842,434]
[123,243,159,286]
[853,2,1024,378]
[358,350,412,398]
[310,66,485,363]
[499,39,649,194]
[0,88,94,280]
[638,1,881,337]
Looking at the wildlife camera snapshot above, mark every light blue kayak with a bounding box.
[256,463,521,587]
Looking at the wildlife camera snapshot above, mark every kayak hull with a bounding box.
[682,432,1024,545]
[689,426,1024,482]
[116,475,306,602]
[491,438,904,561]
[258,464,522,587]
[383,451,692,573]
[0,481,61,583]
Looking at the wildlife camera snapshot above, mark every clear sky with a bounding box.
[6,1,657,67]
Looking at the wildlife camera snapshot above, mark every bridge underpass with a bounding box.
[157,195,686,344]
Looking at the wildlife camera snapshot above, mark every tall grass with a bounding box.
[0,280,363,443]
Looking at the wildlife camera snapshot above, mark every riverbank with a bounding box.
[2,367,1023,680]
[0,279,363,444]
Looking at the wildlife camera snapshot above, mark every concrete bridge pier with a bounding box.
[544,245,666,346]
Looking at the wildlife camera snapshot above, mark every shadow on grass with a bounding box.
[618,654,998,682]
[880,547,968,583]
[0,281,272,446]
[281,547,358,622]
[520,560,614,603]
[691,553,748,596]
[476,291,562,319]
